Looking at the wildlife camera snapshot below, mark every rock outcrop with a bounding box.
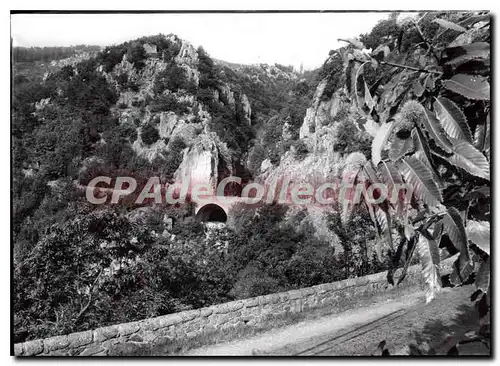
[299,80,353,152]
[240,93,252,124]
[96,35,253,189]
[174,133,232,188]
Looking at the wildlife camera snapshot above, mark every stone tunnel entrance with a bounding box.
[195,204,228,223]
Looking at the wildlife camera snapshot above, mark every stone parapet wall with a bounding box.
[14,259,455,356]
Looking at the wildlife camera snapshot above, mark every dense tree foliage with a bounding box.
[140,122,160,146]
[14,202,383,341]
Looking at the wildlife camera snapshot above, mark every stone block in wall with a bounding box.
[290,299,302,313]
[269,294,280,304]
[44,349,71,356]
[203,324,217,333]
[118,323,141,337]
[93,325,119,343]
[322,282,336,292]
[101,338,122,352]
[232,320,245,329]
[107,341,150,357]
[241,315,254,323]
[246,318,258,327]
[302,287,316,297]
[141,331,162,344]
[251,307,261,316]
[155,316,176,329]
[244,297,259,307]
[200,308,213,317]
[257,295,270,306]
[216,301,244,314]
[279,292,289,302]
[314,284,327,294]
[217,313,232,325]
[194,316,208,329]
[22,340,44,356]
[129,334,143,342]
[288,289,303,300]
[181,309,200,322]
[43,335,69,352]
[14,343,24,356]
[67,330,93,348]
[79,344,107,356]
[184,320,201,333]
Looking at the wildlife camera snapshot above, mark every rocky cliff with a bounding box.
[99,36,253,188]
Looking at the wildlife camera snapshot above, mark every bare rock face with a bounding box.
[174,132,232,188]
[181,64,200,86]
[299,80,351,151]
[158,112,182,138]
[240,93,252,125]
[258,63,298,81]
[282,119,293,141]
[219,84,236,106]
[260,158,273,174]
[173,38,199,66]
[143,43,158,56]
[263,149,342,188]
[117,91,137,108]
[132,138,169,162]
[35,97,51,111]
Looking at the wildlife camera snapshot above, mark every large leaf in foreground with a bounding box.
[376,207,393,250]
[448,139,490,180]
[443,207,472,284]
[420,107,453,153]
[396,232,418,285]
[474,123,487,150]
[475,257,490,293]
[473,113,490,160]
[443,207,468,255]
[338,37,365,50]
[372,122,395,165]
[377,161,404,206]
[434,97,473,143]
[442,42,490,68]
[466,220,490,255]
[432,18,467,33]
[398,156,442,208]
[340,165,362,223]
[417,234,442,303]
[389,135,414,161]
[442,74,490,101]
[412,128,443,188]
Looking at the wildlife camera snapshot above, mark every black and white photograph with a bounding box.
[10,6,491,357]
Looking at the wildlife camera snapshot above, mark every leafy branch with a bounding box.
[74,269,103,325]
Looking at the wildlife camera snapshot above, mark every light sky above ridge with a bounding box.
[10,12,401,70]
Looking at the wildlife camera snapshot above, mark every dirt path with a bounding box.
[183,285,486,356]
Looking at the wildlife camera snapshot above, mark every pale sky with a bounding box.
[11,12,393,70]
